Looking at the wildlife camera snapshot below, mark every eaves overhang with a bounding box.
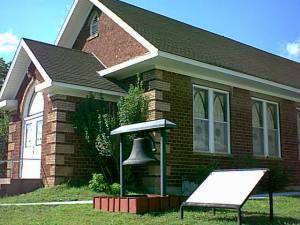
[100,51,300,102]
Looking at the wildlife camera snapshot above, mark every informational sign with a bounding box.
[186,169,267,207]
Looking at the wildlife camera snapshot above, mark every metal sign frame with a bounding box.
[179,169,273,225]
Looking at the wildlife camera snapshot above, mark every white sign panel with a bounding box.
[186,169,267,206]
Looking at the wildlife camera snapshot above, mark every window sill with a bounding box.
[253,155,282,161]
[193,150,232,157]
[86,33,99,41]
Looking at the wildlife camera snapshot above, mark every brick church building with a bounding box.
[0,0,299,194]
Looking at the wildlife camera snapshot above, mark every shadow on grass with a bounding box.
[145,207,300,225]
[213,212,300,225]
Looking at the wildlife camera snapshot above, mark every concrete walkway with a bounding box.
[0,200,93,206]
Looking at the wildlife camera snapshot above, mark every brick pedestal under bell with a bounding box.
[93,195,186,214]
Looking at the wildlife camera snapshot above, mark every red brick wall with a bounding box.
[140,69,300,191]
[5,64,101,186]
[73,7,148,67]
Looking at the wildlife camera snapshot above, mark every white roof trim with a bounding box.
[21,40,52,83]
[0,100,18,111]
[89,0,157,53]
[0,39,52,101]
[55,0,158,54]
[98,51,158,76]
[158,51,300,95]
[35,81,126,97]
[0,41,23,100]
[55,0,79,45]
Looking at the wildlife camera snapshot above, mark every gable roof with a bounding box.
[98,0,300,89]
[23,38,126,93]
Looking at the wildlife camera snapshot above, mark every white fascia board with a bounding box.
[0,39,52,102]
[157,64,300,102]
[55,0,79,46]
[99,52,158,76]
[52,81,126,97]
[21,40,52,84]
[158,51,300,94]
[0,100,18,111]
[89,0,158,53]
[56,0,92,48]
[36,81,126,98]
[0,41,23,100]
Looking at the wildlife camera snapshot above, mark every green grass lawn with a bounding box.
[0,193,299,224]
[0,184,100,203]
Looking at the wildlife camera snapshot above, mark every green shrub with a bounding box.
[88,173,109,192]
[195,162,219,184]
[109,183,121,195]
[261,164,291,193]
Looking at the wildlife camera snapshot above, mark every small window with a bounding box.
[193,85,230,154]
[36,120,43,146]
[25,123,33,148]
[252,99,281,157]
[90,12,99,36]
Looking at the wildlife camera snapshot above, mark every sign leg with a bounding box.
[180,204,184,219]
[269,191,274,221]
[237,208,242,225]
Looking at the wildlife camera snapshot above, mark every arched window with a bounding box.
[28,92,44,116]
[214,94,226,122]
[194,89,208,119]
[90,12,99,36]
[251,99,280,157]
[252,101,263,128]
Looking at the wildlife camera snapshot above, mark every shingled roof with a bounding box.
[24,38,125,93]
[100,0,300,89]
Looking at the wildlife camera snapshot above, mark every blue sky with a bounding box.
[1,0,300,63]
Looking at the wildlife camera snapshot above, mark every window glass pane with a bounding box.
[193,119,209,152]
[36,120,43,146]
[252,101,264,155]
[214,122,228,153]
[214,93,227,122]
[252,101,263,128]
[267,103,279,157]
[268,129,279,157]
[267,103,278,129]
[253,127,264,156]
[25,123,33,148]
[194,88,208,119]
[90,14,99,35]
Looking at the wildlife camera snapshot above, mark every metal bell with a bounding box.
[123,137,159,165]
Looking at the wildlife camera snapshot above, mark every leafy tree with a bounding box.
[0,58,10,84]
[117,78,148,126]
[0,58,10,176]
[73,78,149,186]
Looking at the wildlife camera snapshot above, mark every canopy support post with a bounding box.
[119,134,124,197]
[160,129,166,197]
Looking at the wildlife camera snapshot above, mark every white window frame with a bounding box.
[89,12,99,37]
[193,84,231,154]
[251,97,281,158]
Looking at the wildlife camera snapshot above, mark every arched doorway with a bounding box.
[20,89,44,178]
